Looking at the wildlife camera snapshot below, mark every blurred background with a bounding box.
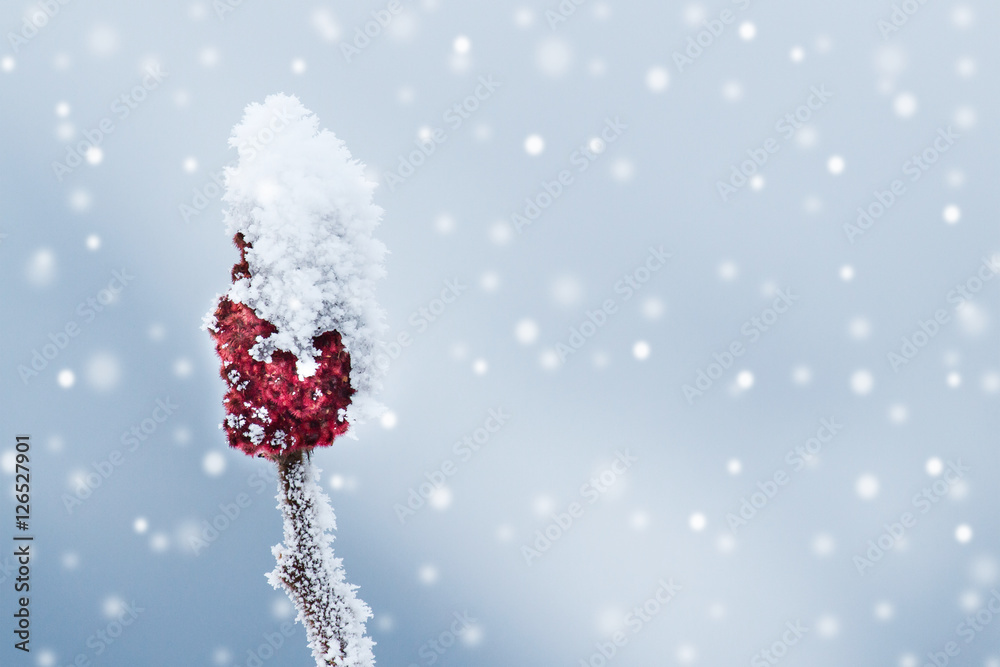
[1,0,998,665]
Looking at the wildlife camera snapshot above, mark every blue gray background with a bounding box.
[1,0,998,665]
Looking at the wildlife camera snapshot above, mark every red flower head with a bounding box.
[205,94,387,459]
[209,235,355,457]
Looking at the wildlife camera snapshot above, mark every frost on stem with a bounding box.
[268,450,375,667]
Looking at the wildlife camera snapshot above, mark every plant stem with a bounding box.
[268,449,375,667]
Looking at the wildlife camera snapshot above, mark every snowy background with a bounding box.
[1,0,998,665]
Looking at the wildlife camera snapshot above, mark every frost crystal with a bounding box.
[268,452,375,666]
[247,424,266,445]
[218,93,387,430]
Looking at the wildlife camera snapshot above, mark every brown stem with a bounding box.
[270,450,374,666]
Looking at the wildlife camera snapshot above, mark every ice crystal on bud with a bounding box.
[209,278,353,457]
[206,94,388,456]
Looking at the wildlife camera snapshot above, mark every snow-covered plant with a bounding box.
[205,93,386,667]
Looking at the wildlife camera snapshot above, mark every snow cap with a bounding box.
[217,93,387,432]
